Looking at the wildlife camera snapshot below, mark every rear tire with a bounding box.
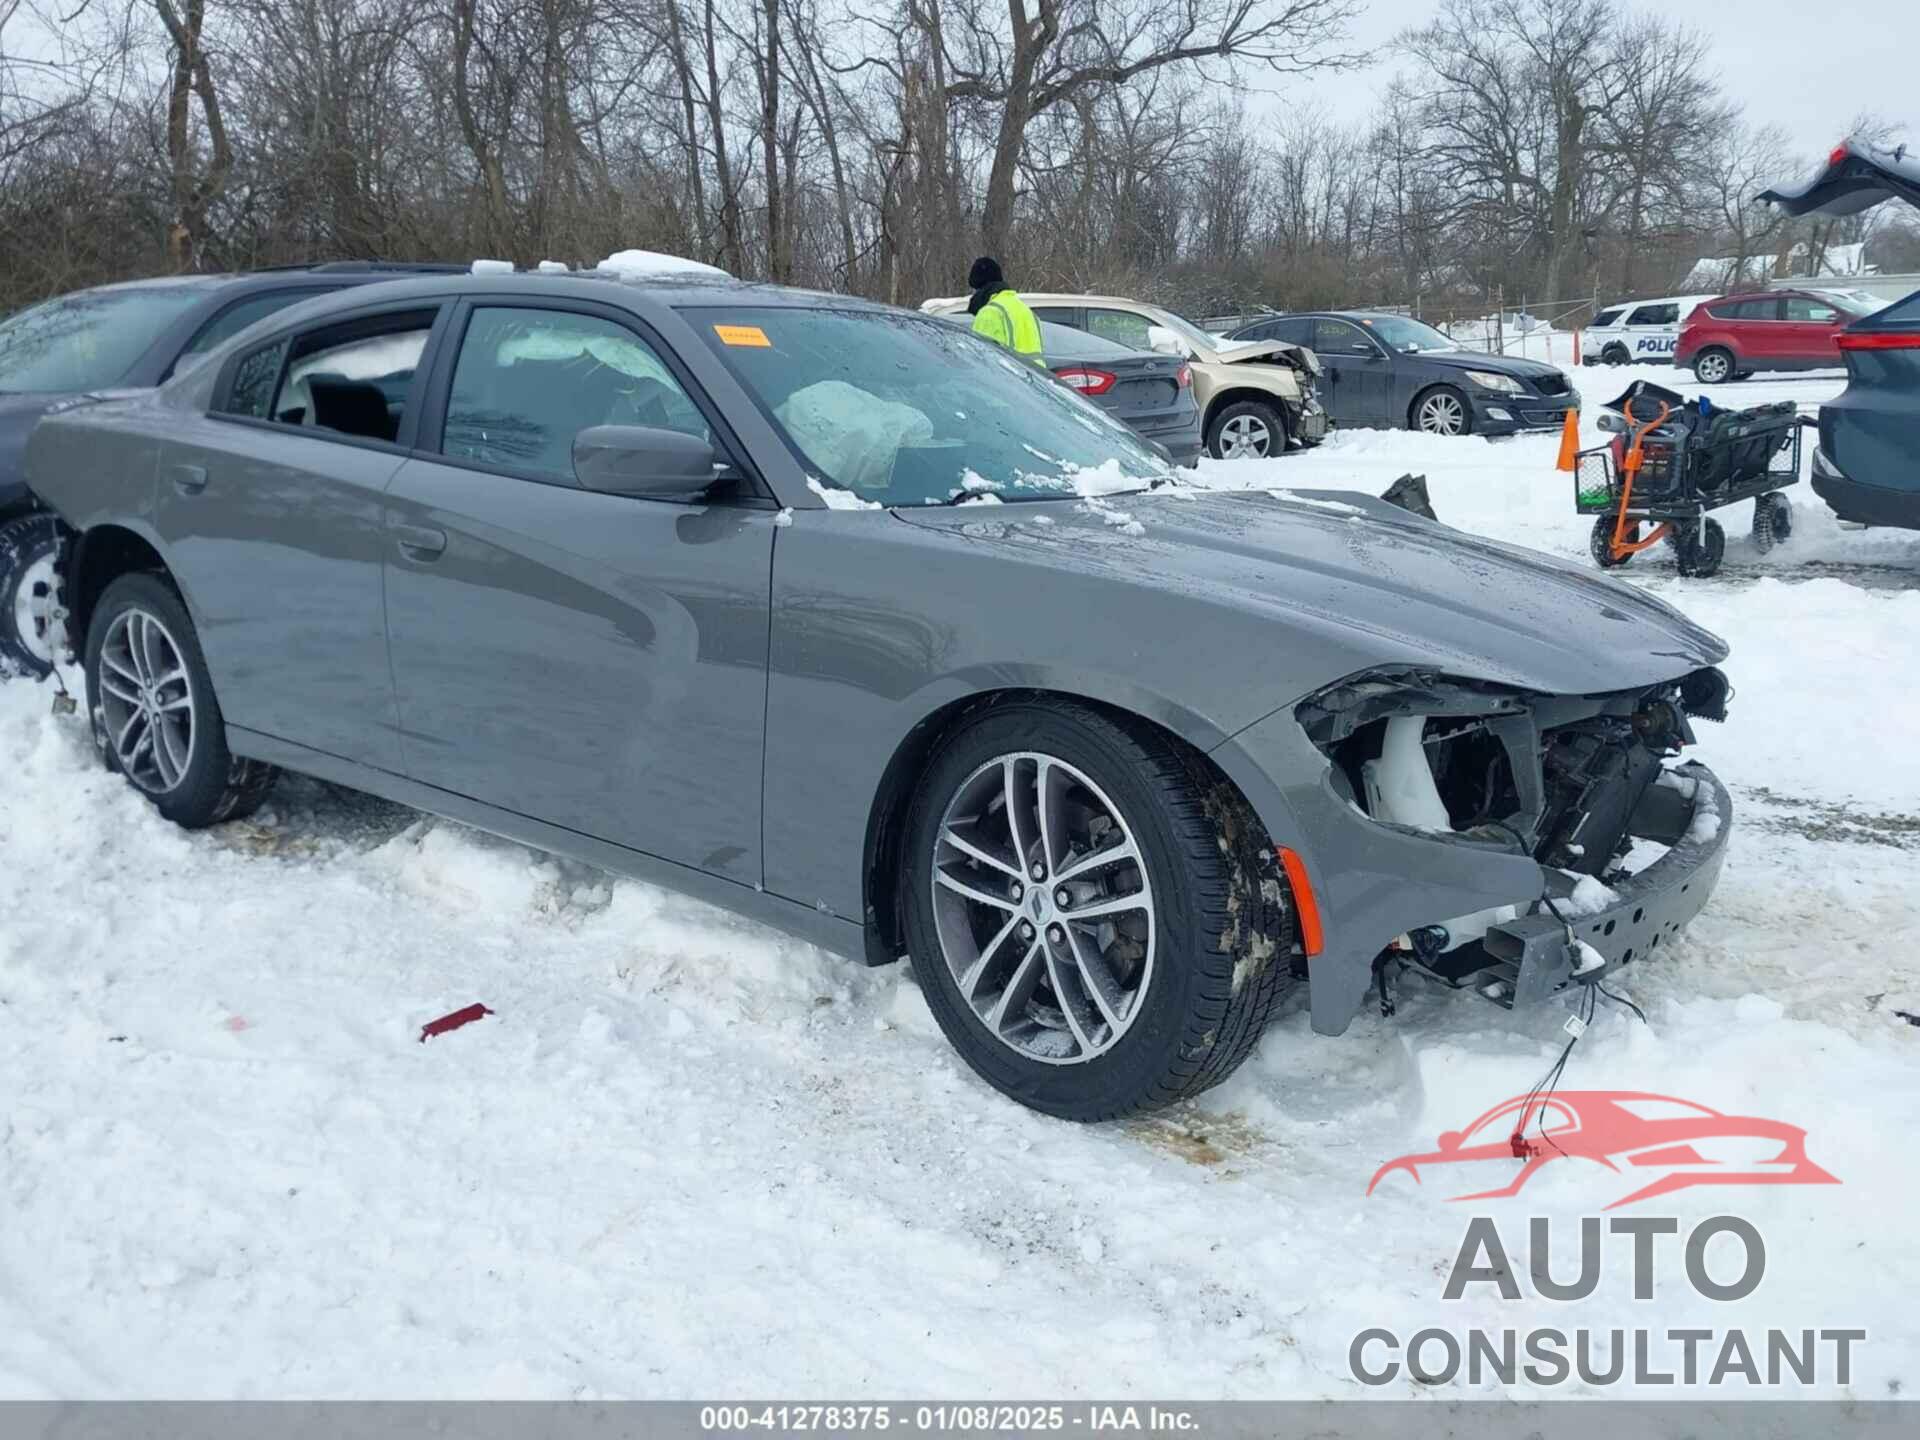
[1693,348,1734,384]
[1670,518,1726,578]
[0,512,63,680]
[84,572,277,828]
[901,697,1297,1121]
[1206,399,1285,460]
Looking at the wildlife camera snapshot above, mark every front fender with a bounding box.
[1209,707,1545,1036]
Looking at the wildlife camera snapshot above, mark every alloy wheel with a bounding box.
[96,607,197,794]
[1217,414,1274,458]
[9,550,57,668]
[929,752,1155,1065]
[1416,392,1466,435]
[1695,351,1731,383]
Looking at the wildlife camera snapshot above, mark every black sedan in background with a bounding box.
[1229,311,1577,437]
[942,317,1203,464]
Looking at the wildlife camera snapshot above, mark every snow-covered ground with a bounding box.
[1,359,1915,1401]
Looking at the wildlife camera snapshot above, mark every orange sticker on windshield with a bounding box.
[714,324,771,347]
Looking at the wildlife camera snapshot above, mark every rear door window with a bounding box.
[1784,297,1840,323]
[270,312,437,442]
[1312,319,1378,356]
[1087,308,1155,349]
[440,306,711,483]
[1031,306,1083,329]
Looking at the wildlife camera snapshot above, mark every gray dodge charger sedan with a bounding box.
[23,269,1735,1120]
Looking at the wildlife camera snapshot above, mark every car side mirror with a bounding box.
[573,425,725,501]
[1146,325,1190,359]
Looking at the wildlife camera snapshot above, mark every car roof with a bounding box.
[1600,295,1715,311]
[254,270,896,315]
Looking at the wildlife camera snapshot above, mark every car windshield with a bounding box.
[688,307,1169,506]
[1148,308,1228,355]
[1359,315,1459,353]
[0,286,206,393]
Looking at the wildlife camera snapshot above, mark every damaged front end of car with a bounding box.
[1227,664,1734,1032]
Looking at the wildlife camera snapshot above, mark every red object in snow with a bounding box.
[419,1002,494,1043]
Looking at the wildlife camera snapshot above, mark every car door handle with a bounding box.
[393,523,447,560]
[167,463,208,495]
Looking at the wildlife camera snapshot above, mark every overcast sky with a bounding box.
[1255,0,1913,166]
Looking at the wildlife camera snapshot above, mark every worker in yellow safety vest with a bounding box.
[966,257,1045,367]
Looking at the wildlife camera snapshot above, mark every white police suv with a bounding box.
[1581,295,1715,366]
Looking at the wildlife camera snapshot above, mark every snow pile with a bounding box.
[598,249,731,280]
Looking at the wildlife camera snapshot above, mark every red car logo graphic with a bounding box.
[1367,1090,1839,1209]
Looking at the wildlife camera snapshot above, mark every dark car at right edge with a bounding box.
[1229,310,1578,437]
[1760,136,1920,531]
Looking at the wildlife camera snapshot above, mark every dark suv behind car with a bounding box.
[0,262,465,676]
[1229,311,1577,437]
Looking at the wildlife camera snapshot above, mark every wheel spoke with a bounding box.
[1043,940,1100,1054]
[986,940,1046,1034]
[102,651,141,686]
[113,707,147,762]
[938,822,1021,879]
[98,673,141,706]
[1053,838,1138,886]
[1002,757,1034,874]
[934,868,1018,912]
[1035,758,1064,876]
[957,913,1023,1002]
[1061,924,1128,1033]
[1061,890,1149,922]
[155,713,189,787]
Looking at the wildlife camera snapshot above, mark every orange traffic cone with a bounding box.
[1554,407,1581,472]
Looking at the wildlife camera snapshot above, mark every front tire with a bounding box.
[1205,399,1285,460]
[1602,343,1630,366]
[901,698,1296,1121]
[1589,516,1636,568]
[0,512,63,680]
[1411,385,1472,436]
[84,572,277,827]
[1693,348,1734,384]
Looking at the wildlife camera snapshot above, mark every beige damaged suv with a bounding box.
[921,293,1328,459]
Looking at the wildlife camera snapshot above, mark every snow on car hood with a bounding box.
[899,487,1726,698]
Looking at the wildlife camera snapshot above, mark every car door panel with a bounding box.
[383,462,773,881]
[152,309,434,773]
[381,301,773,884]
[1312,319,1391,426]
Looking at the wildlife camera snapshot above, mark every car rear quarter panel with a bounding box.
[24,401,167,545]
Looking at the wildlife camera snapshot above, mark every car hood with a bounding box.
[0,391,67,507]
[1416,350,1565,383]
[1207,339,1321,376]
[897,488,1726,698]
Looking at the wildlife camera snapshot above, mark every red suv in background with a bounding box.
[1675,289,1871,383]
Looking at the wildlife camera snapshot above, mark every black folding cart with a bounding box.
[1575,381,1806,578]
